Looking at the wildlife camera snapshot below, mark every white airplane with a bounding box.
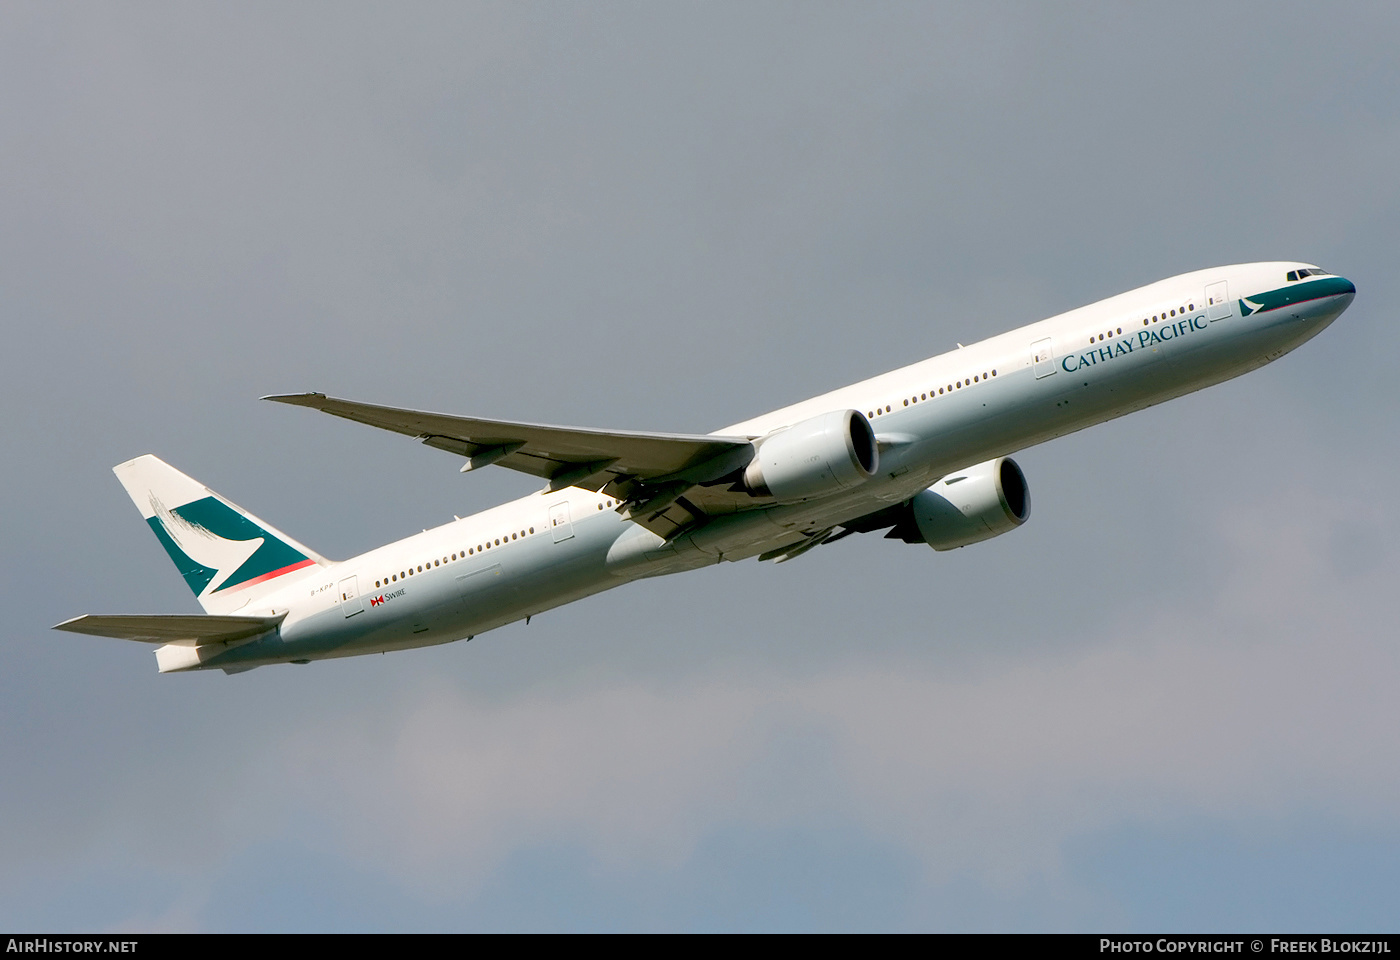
[56,262,1355,674]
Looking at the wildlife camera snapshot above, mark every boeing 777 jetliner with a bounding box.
[56,263,1355,673]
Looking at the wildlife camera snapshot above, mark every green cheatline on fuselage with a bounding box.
[1239,276,1355,317]
[146,496,309,596]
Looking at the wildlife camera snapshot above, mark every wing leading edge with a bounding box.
[265,393,761,538]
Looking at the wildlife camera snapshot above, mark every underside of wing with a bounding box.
[266,392,764,539]
[53,613,286,646]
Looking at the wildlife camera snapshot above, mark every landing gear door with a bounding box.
[339,575,363,618]
[1206,281,1231,321]
[549,501,574,543]
[1031,338,1056,379]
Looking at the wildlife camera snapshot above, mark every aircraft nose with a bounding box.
[1311,275,1356,327]
[1334,275,1357,314]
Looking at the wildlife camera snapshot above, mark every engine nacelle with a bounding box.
[744,409,879,503]
[907,457,1030,550]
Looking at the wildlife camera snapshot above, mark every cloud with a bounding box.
[277,485,1400,904]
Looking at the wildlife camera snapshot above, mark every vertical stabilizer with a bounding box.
[113,455,329,614]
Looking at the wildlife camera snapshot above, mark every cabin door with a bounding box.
[1205,281,1232,321]
[1031,338,1057,379]
[339,575,363,617]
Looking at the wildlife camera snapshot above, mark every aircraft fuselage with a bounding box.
[130,262,1359,672]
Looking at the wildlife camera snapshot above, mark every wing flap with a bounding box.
[53,613,286,646]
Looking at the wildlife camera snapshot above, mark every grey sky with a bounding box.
[2,2,1398,931]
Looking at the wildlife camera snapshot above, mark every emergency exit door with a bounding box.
[549,501,574,543]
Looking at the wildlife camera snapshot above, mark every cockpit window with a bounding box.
[1287,268,1329,281]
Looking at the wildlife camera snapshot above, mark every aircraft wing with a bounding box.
[266,393,760,539]
[53,613,286,646]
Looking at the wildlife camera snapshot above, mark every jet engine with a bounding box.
[743,409,879,503]
[898,457,1030,550]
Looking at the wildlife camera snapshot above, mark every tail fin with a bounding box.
[113,455,329,614]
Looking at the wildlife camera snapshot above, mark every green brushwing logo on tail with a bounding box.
[147,496,313,596]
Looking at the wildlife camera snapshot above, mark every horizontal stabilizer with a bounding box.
[53,613,286,647]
